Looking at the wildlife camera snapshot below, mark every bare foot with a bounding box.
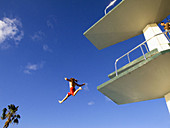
[79,87,82,90]
[58,100,62,104]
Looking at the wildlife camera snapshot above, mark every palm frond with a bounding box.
[10,104,15,109]
[1,116,6,120]
[8,104,18,114]
[9,119,12,124]
[8,105,11,110]
[13,119,19,124]
[2,108,7,113]
[16,114,21,119]
[1,115,6,120]
[11,115,16,121]
[1,108,7,120]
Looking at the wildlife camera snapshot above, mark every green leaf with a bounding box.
[13,119,19,124]
[2,108,7,112]
[1,116,6,120]
[1,108,7,120]
[16,114,21,119]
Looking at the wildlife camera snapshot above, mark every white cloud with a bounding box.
[14,31,24,45]
[31,31,45,41]
[47,20,54,29]
[0,43,10,50]
[24,62,45,74]
[43,44,52,52]
[23,70,31,74]
[26,63,38,70]
[46,15,57,29]
[0,17,24,49]
[88,101,95,106]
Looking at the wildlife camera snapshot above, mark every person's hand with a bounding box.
[82,83,85,85]
[65,78,67,80]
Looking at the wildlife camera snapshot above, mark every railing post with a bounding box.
[143,43,149,53]
[140,45,146,60]
[115,60,118,76]
[127,54,130,63]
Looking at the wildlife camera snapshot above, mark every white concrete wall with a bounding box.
[143,23,170,52]
[165,92,170,113]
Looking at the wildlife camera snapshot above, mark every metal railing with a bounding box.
[115,30,170,76]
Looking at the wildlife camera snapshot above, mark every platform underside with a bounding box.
[84,0,170,50]
[97,50,170,105]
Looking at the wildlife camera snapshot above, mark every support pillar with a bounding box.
[143,23,170,52]
[165,92,170,113]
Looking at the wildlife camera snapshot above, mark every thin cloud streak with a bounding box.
[46,15,57,29]
[24,62,45,74]
[43,44,52,52]
[88,101,95,106]
[31,31,45,41]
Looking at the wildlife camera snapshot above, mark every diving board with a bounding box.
[97,50,170,105]
[84,0,170,50]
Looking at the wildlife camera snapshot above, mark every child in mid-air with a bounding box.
[161,21,170,40]
[58,77,85,104]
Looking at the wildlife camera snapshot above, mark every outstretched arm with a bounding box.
[65,78,71,81]
[76,83,85,87]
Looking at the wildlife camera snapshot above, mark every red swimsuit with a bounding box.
[68,87,75,96]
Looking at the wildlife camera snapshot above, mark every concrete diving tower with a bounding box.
[84,0,170,113]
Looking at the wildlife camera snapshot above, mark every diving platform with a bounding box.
[97,49,170,105]
[84,0,170,113]
[84,0,170,50]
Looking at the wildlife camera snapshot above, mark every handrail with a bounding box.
[115,30,170,76]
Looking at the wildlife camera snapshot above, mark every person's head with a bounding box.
[161,22,165,26]
[70,78,78,82]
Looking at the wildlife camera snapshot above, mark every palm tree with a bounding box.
[1,104,21,128]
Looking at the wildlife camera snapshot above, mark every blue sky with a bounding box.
[0,0,170,128]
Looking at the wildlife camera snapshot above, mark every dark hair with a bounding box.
[161,22,164,24]
[70,78,78,82]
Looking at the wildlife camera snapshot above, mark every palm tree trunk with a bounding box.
[3,114,11,128]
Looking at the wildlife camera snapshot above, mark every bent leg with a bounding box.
[73,87,82,96]
[58,94,69,104]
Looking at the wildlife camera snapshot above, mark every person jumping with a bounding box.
[58,77,85,104]
[161,21,170,40]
